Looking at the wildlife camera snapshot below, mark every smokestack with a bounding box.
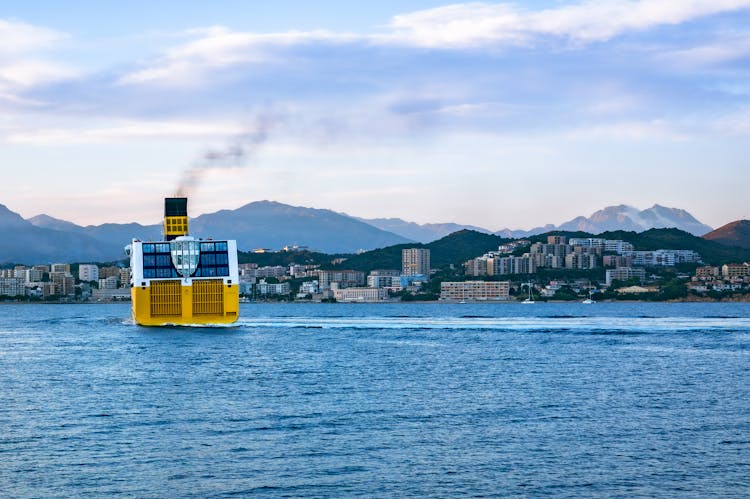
[164,197,188,241]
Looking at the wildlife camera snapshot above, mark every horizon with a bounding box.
[2,1,750,229]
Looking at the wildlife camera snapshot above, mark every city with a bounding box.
[2,233,748,302]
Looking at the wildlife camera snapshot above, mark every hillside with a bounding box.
[330,230,509,271]
[530,228,750,265]
[703,220,750,249]
[329,227,750,274]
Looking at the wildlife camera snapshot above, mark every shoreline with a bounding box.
[2,297,749,305]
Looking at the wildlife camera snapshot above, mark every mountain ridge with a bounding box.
[0,200,721,265]
[703,220,750,249]
[492,204,713,238]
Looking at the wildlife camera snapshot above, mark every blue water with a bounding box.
[1,302,749,497]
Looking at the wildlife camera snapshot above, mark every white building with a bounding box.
[623,250,701,267]
[368,274,401,288]
[256,280,291,296]
[79,264,99,282]
[333,287,388,302]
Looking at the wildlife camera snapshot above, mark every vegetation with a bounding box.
[328,230,511,271]
[238,249,337,267]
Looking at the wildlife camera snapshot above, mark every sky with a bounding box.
[1,0,749,231]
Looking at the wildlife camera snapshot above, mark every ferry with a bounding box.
[126,197,240,326]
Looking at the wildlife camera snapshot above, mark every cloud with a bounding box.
[563,119,688,140]
[0,19,66,55]
[656,32,750,67]
[0,18,76,91]
[3,119,244,145]
[385,1,750,47]
[0,60,77,88]
[114,1,750,89]
[120,26,357,86]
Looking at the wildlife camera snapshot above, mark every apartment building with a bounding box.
[605,267,646,286]
[402,248,430,277]
[79,264,99,282]
[440,281,510,301]
[333,287,389,302]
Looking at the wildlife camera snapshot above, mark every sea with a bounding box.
[1,302,749,497]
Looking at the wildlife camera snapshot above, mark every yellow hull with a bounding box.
[131,279,239,326]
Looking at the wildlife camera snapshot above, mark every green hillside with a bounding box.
[239,227,750,275]
[526,228,750,265]
[329,230,509,271]
[597,228,750,264]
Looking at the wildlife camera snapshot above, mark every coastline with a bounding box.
[2,295,750,305]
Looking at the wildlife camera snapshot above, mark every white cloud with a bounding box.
[385,0,750,48]
[0,19,76,92]
[563,119,687,140]
[0,19,66,55]
[3,119,244,145]
[116,1,750,87]
[0,60,77,88]
[657,32,750,67]
[120,26,357,86]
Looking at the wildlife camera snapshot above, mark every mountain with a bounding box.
[0,204,30,228]
[2,199,721,265]
[355,217,492,243]
[494,225,556,239]
[494,204,713,238]
[0,204,117,264]
[556,204,713,235]
[20,201,411,261]
[189,201,411,253]
[703,220,750,249]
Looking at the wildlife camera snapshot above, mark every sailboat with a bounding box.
[522,281,535,304]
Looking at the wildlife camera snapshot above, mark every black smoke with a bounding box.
[175,110,280,197]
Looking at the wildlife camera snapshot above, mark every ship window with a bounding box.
[217,266,229,276]
[215,242,228,252]
[143,255,155,267]
[144,269,156,278]
[201,254,216,266]
[200,242,215,252]
[204,267,216,277]
[156,255,171,267]
[143,244,155,254]
[156,243,171,253]
[156,268,173,278]
[215,253,228,265]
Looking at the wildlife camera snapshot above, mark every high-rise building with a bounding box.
[79,264,99,282]
[402,248,430,277]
